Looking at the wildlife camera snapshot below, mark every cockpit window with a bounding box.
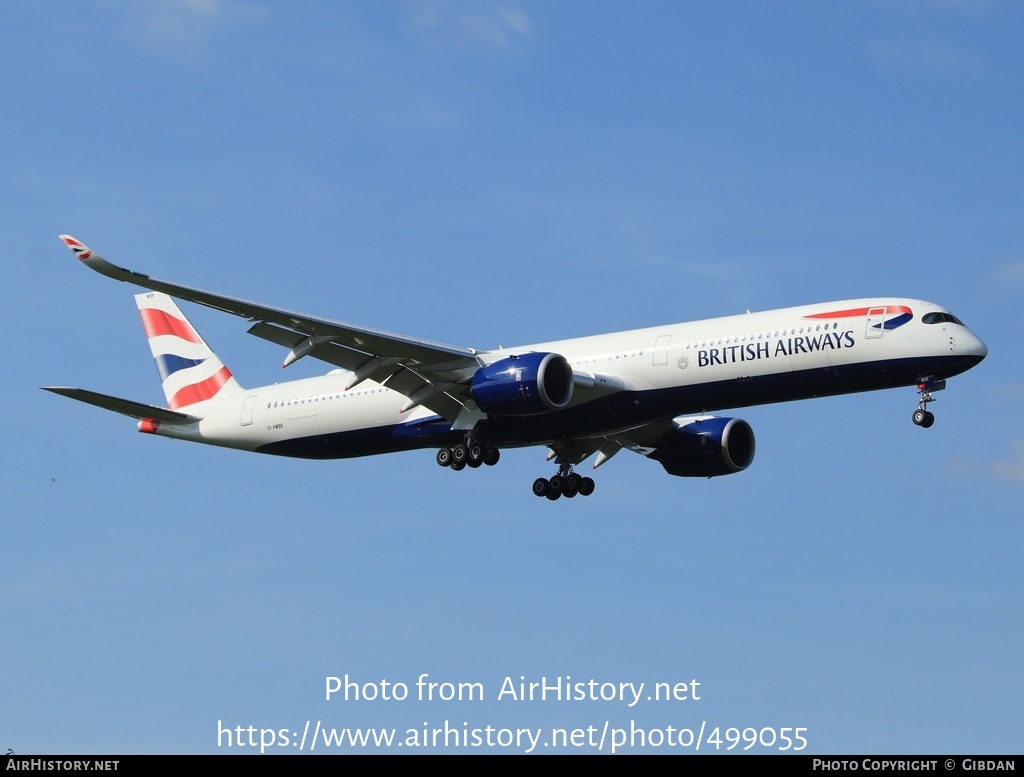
[922,312,964,326]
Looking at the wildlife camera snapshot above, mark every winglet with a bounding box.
[59,235,94,261]
[58,235,145,284]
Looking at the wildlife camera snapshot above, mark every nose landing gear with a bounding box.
[912,376,945,428]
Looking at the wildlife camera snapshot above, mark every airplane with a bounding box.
[44,235,988,500]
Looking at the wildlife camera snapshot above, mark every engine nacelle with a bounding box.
[472,352,574,416]
[647,416,755,477]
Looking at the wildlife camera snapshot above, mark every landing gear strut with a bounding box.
[912,375,945,428]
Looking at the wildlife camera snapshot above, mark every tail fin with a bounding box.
[136,292,243,409]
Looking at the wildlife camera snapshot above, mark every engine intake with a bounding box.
[472,352,574,416]
[647,416,755,477]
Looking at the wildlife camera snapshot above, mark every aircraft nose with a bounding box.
[963,330,988,362]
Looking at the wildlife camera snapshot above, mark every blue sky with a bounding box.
[2,0,1021,754]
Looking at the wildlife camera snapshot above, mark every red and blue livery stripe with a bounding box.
[167,366,235,410]
[804,305,914,331]
[139,308,203,343]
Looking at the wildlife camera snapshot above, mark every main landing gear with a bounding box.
[532,461,596,501]
[436,442,500,471]
[436,440,597,500]
[912,375,946,428]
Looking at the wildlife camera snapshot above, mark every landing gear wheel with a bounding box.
[451,459,466,471]
[452,444,467,464]
[484,447,500,466]
[546,475,563,500]
[436,447,453,467]
[532,478,549,497]
[467,444,484,468]
[913,408,935,428]
[563,473,580,498]
[578,477,595,496]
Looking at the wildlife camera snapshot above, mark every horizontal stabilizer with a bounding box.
[41,387,200,423]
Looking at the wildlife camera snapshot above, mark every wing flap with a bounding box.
[547,419,675,470]
[248,321,375,372]
[381,367,468,418]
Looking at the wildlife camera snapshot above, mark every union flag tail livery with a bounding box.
[60,235,93,261]
[135,292,243,409]
[45,235,988,501]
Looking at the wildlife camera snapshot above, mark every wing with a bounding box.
[59,236,481,421]
[548,419,676,469]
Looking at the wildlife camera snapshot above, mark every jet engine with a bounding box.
[647,416,755,477]
[471,352,574,415]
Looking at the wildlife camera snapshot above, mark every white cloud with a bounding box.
[988,261,1024,286]
[411,0,532,51]
[0,570,68,606]
[988,440,1024,483]
[111,0,267,50]
[946,440,1024,484]
[868,0,995,73]
[871,37,982,72]
[929,0,993,18]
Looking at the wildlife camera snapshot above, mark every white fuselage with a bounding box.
[146,297,987,459]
